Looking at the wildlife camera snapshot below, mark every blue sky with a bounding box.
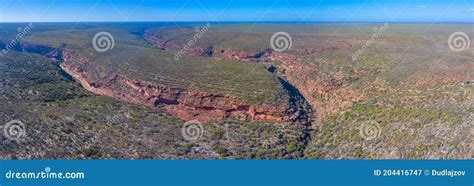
[0,0,473,22]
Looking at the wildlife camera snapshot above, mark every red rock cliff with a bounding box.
[59,50,302,123]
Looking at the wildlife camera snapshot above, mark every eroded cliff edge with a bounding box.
[144,31,355,124]
[19,43,310,124]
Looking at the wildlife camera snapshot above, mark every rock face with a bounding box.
[268,52,361,122]
[10,32,356,125]
[144,31,273,62]
[144,31,351,61]
[58,49,302,123]
[144,31,355,123]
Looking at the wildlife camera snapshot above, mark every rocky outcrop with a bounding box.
[266,48,369,122]
[144,31,351,61]
[144,31,272,62]
[143,31,357,124]
[12,41,309,124]
[59,50,303,123]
